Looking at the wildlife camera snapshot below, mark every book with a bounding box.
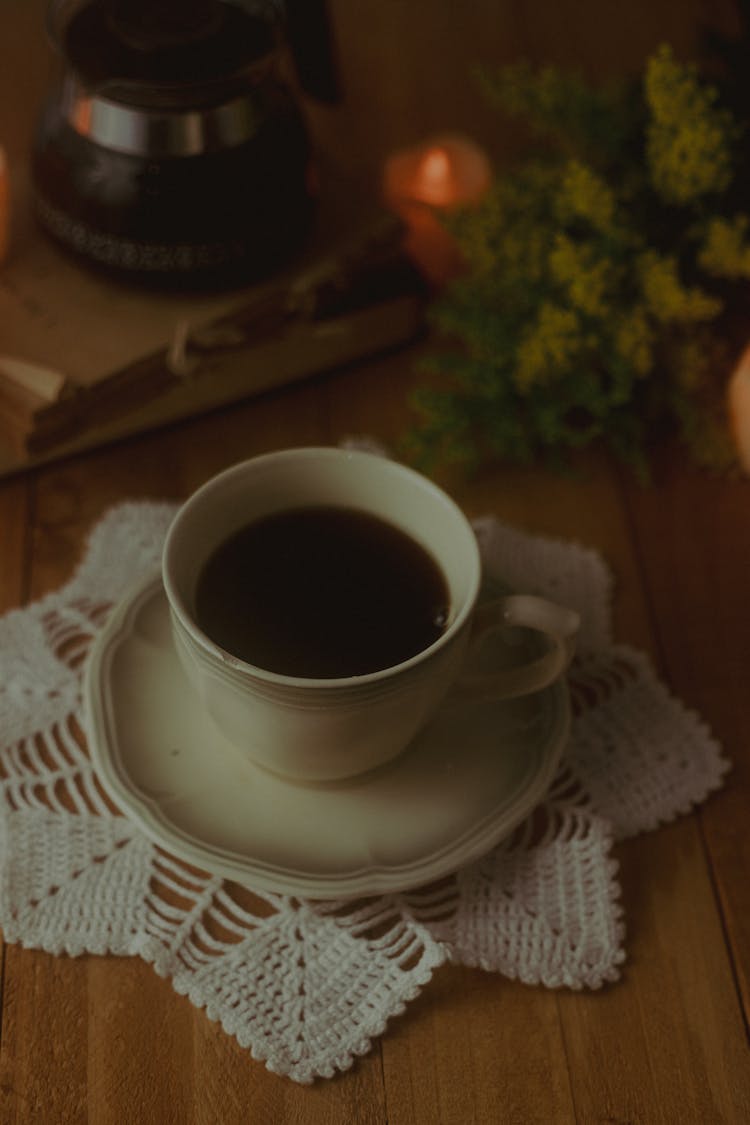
[0,211,424,475]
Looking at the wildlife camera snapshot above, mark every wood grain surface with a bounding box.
[1,0,750,1121]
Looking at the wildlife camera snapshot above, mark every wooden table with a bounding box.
[1,344,750,1122]
[2,0,750,1119]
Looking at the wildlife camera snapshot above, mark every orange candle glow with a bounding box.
[0,147,9,264]
[728,344,750,473]
[383,134,492,286]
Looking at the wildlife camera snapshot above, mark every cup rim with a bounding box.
[162,446,482,689]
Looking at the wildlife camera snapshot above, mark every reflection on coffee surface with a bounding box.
[194,506,450,677]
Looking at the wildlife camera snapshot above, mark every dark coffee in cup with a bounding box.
[194,505,450,678]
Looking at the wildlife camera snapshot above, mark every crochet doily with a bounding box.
[0,500,729,1083]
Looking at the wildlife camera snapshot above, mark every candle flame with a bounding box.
[421,148,451,185]
[413,147,457,206]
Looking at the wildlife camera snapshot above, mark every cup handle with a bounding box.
[452,594,580,702]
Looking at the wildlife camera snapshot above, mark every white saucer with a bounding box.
[84,574,571,899]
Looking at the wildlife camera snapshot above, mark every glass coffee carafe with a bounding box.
[32,0,321,286]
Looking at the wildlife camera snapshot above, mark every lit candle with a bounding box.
[383,134,491,286]
[0,146,8,263]
[728,343,750,473]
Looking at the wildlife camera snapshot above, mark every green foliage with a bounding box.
[415,45,750,474]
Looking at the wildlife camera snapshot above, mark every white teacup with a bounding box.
[162,447,579,782]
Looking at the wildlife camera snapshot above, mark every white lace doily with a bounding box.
[0,500,729,1083]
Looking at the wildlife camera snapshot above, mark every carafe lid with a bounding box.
[48,0,280,109]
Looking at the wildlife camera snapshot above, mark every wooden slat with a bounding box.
[85,960,196,1125]
[0,474,31,1106]
[0,950,89,1123]
[620,456,750,1025]
[559,827,750,1123]
[381,966,577,1124]
[0,476,30,610]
